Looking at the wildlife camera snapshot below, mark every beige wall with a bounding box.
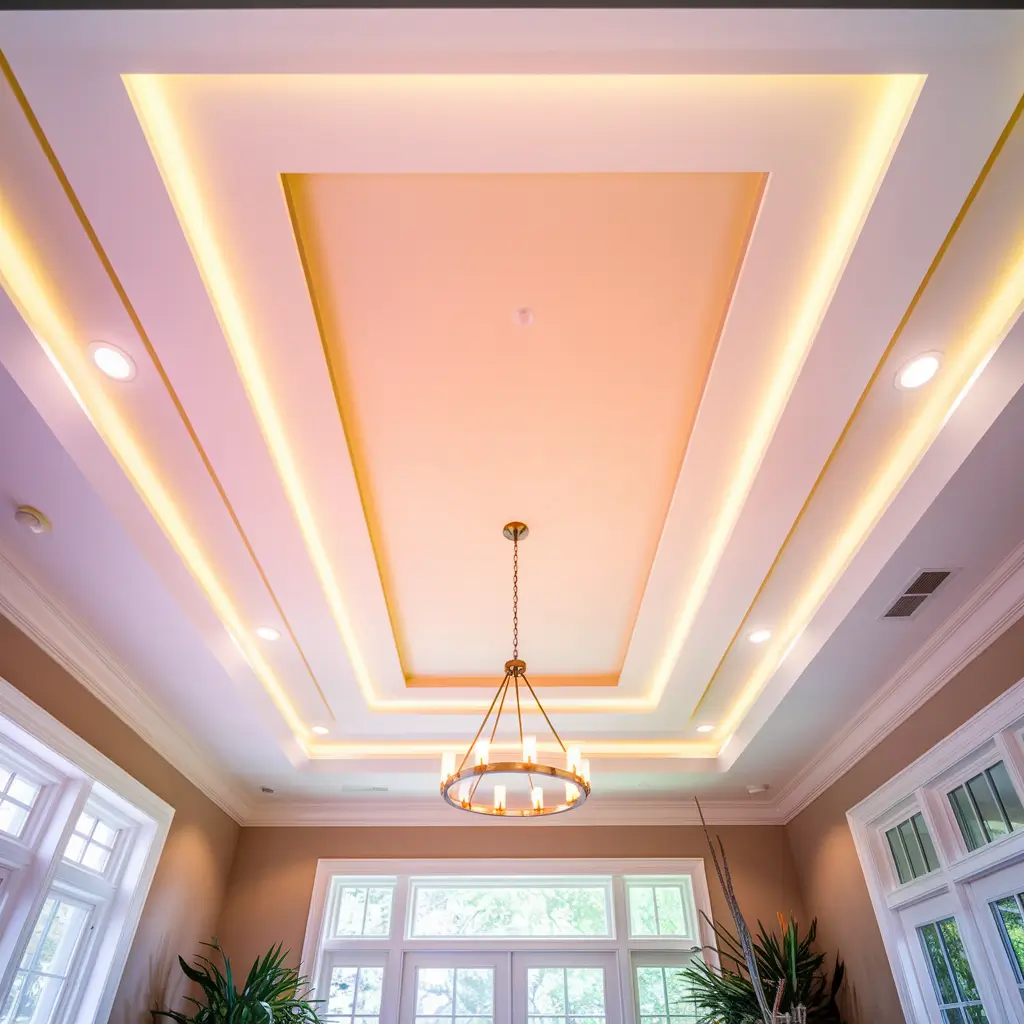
[786,614,1024,1023]
[216,823,805,972]
[0,617,240,1024]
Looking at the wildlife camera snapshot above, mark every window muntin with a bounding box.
[626,879,695,938]
[634,965,698,1024]
[0,767,41,840]
[948,761,1024,852]
[0,893,92,1024]
[526,966,606,1024]
[408,879,612,939]
[413,966,494,1024]
[63,811,121,876]
[886,812,939,884]
[327,879,395,939]
[918,918,989,1023]
[324,964,384,1024]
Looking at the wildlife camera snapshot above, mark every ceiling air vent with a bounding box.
[884,569,952,619]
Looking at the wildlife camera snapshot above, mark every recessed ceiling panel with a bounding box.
[288,172,764,686]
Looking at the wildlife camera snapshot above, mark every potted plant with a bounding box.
[152,939,326,1023]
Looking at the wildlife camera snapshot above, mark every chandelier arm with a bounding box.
[469,674,512,805]
[456,672,510,774]
[521,674,568,753]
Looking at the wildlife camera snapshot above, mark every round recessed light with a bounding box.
[746,783,770,795]
[896,353,940,390]
[696,724,715,734]
[514,307,534,328]
[255,626,281,642]
[311,726,329,736]
[89,342,136,381]
[748,628,772,644]
[14,505,51,535]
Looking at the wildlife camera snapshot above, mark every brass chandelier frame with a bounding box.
[439,523,591,817]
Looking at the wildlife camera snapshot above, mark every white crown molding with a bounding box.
[0,549,251,823]
[775,536,1024,824]
[243,796,782,827]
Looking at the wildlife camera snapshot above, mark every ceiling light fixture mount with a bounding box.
[255,626,281,641]
[440,523,590,817]
[748,628,772,644]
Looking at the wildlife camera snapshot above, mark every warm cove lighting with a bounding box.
[896,353,941,390]
[255,626,281,641]
[89,342,136,381]
[748,629,772,644]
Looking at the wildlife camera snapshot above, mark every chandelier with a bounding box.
[440,523,591,817]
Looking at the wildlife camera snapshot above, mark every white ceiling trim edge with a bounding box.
[775,535,1024,825]
[0,548,251,823]
[244,797,781,828]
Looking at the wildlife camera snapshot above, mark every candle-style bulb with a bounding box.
[566,746,582,775]
[494,785,506,811]
[531,787,544,811]
[522,735,537,764]
[458,781,471,806]
[581,759,591,785]
[441,752,455,782]
[565,782,577,804]
[475,739,489,766]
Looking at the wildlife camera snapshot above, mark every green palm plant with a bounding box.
[682,913,845,1023]
[152,939,326,1023]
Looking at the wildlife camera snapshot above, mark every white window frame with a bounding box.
[301,858,715,1024]
[0,674,173,1024]
[849,674,1024,1024]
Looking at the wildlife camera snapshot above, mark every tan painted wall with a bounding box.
[786,613,1024,1023]
[0,617,240,1024]
[216,823,805,972]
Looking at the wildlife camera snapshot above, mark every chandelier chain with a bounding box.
[512,532,519,660]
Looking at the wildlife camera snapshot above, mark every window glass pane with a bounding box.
[455,968,493,1015]
[887,827,912,884]
[939,918,980,1002]
[943,1011,966,1024]
[967,774,1008,841]
[629,887,658,936]
[654,888,688,936]
[414,966,493,1024]
[355,967,384,1015]
[527,967,605,1023]
[950,787,986,851]
[0,767,41,839]
[992,895,1024,984]
[898,820,927,878]
[410,882,610,938]
[989,762,1024,830]
[0,802,30,840]
[527,968,565,1015]
[75,812,96,836]
[330,882,394,938]
[416,969,454,1015]
[920,922,958,1004]
[913,813,939,873]
[92,821,118,847]
[328,967,357,1014]
[81,843,111,874]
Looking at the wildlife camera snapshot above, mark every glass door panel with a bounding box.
[965,861,1024,1023]
[400,952,510,1024]
[512,952,621,1024]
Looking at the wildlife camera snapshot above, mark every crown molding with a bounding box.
[244,796,783,827]
[775,536,1024,825]
[0,548,251,823]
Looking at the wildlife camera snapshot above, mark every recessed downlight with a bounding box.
[311,726,329,736]
[89,342,136,381]
[14,505,51,535]
[255,626,281,642]
[696,725,715,734]
[514,307,534,327]
[896,353,940,390]
[748,628,772,644]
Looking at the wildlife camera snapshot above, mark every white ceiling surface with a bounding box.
[0,10,1022,820]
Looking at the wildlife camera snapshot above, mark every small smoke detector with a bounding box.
[746,784,770,796]
[514,307,534,328]
[14,506,51,535]
[884,569,952,619]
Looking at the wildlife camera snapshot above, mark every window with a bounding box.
[918,919,988,1023]
[886,812,939,884]
[1,894,92,1024]
[991,894,1024,1001]
[324,964,384,1024]
[409,880,611,939]
[0,767,40,839]
[0,678,173,1024]
[634,965,698,1024]
[948,761,1024,851]
[303,861,713,1024]
[63,811,120,876]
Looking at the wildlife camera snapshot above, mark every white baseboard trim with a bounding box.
[0,549,250,823]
